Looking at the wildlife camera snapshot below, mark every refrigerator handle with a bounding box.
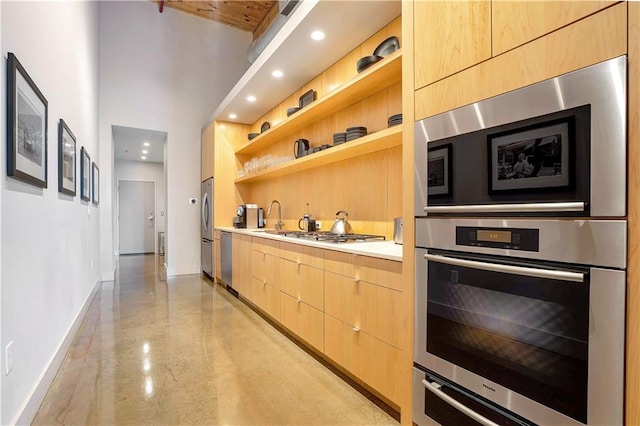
[202,193,209,230]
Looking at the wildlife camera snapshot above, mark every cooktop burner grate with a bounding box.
[289,231,386,243]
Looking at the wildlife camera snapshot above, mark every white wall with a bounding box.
[99,1,251,277]
[114,160,166,252]
[0,2,101,424]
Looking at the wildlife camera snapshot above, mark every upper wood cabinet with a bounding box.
[492,1,616,55]
[201,122,215,180]
[414,0,491,89]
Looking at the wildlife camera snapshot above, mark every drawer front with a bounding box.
[325,271,402,348]
[279,241,324,269]
[253,237,280,256]
[280,259,324,310]
[252,251,280,289]
[251,277,281,321]
[356,256,403,291]
[324,315,401,405]
[280,293,324,352]
[324,250,355,277]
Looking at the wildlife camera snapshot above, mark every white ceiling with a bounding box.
[113,125,167,163]
[212,0,402,125]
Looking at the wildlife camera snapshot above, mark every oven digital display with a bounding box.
[477,230,511,243]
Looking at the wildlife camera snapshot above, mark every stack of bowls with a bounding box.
[333,132,347,145]
[346,126,368,141]
[388,113,403,127]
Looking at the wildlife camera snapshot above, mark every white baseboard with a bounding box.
[13,280,102,426]
[101,265,116,282]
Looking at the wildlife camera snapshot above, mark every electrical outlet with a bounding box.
[5,341,14,375]
[315,221,322,230]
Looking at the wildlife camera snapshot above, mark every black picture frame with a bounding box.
[6,52,48,188]
[488,118,571,194]
[80,147,90,201]
[427,144,452,197]
[92,162,99,206]
[58,119,76,196]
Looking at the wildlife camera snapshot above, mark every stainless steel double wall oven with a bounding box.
[413,56,627,426]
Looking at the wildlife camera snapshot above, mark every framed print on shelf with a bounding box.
[427,144,452,197]
[488,118,571,193]
[58,119,76,196]
[80,147,90,201]
[6,52,48,188]
[92,162,99,206]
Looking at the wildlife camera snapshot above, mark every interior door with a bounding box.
[119,180,155,254]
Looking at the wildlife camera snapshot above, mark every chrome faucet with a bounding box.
[267,200,284,230]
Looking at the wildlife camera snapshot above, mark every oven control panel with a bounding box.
[456,226,539,251]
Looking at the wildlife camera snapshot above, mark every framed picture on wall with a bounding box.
[6,52,48,188]
[92,162,99,205]
[58,119,76,196]
[80,147,90,201]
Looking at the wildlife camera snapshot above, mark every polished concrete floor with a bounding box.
[33,254,399,425]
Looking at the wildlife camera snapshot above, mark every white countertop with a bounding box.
[216,227,403,262]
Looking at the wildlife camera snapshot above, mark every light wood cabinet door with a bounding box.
[414,0,491,89]
[325,271,402,348]
[492,1,616,55]
[232,234,252,297]
[280,259,324,310]
[324,314,401,405]
[356,256,403,291]
[280,293,324,352]
[279,241,324,269]
[251,277,281,321]
[201,122,215,180]
[252,250,281,289]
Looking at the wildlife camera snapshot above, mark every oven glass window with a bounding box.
[426,254,589,423]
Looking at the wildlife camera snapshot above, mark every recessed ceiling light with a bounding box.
[142,150,148,154]
[310,30,325,41]
[141,156,147,160]
[229,113,237,119]
[143,142,150,147]
[272,70,283,78]
[247,95,256,102]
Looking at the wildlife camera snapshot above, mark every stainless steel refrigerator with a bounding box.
[201,178,214,277]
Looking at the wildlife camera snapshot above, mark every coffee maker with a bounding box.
[233,204,263,229]
[233,205,247,228]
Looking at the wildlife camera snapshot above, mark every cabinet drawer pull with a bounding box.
[263,280,267,285]
[422,380,500,426]
[352,326,360,332]
[296,298,301,304]
[297,261,302,267]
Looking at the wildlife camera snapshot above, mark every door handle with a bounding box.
[423,201,585,214]
[202,193,209,229]
[148,213,154,221]
[423,253,584,283]
[422,380,500,426]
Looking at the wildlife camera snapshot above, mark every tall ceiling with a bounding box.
[153,1,276,35]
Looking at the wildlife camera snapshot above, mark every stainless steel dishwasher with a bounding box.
[220,232,234,294]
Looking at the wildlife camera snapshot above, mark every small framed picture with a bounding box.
[428,144,452,197]
[58,119,76,196]
[488,118,571,193]
[92,162,99,205]
[7,52,48,188]
[80,147,91,201]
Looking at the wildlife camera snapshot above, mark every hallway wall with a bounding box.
[0,2,101,424]
[98,1,252,277]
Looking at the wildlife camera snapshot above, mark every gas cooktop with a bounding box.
[282,231,385,243]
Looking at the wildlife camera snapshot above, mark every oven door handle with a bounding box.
[422,380,500,426]
[423,201,585,214]
[424,253,584,283]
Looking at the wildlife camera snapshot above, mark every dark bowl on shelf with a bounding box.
[248,133,260,141]
[287,106,302,117]
[356,55,383,73]
[373,36,400,58]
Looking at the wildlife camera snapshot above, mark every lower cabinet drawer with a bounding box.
[251,277,281,321]
[280,293,324,352]
[280,259,324,310]
[324,314,400,405]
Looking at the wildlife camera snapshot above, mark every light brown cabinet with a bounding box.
[201,122,215,180]
[280,292,324,352]
[214,230,221,282]
[251,237,281,320]
[231,233,252,296]
[492,1,616,55]
[413,0,491,89]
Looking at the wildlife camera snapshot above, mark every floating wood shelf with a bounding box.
[235,125,402,183]
[235,50,402,156]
